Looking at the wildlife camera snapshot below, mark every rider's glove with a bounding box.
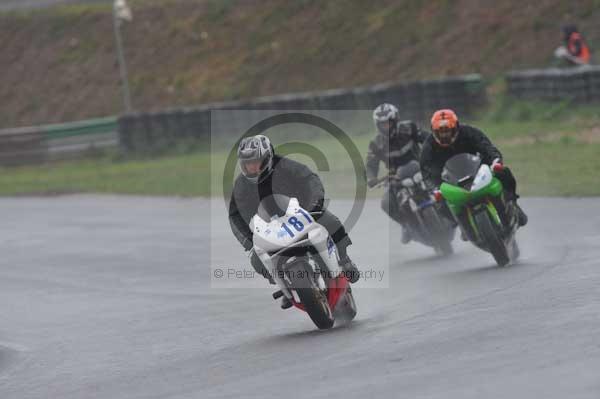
[433,189,443,203]
[307,197,324,212]
[242,237,253,252]
[491,158,504,173]
[367,178,378,188]
[249,249,275,285]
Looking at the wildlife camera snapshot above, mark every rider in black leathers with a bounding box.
[229,135,360,307]
[366,103,429,243]
[420,109,528,227]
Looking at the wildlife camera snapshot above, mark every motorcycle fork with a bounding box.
[464,207,480,242]
[489,194,511,227]
[460,199,498,243]
[485,199,502,227]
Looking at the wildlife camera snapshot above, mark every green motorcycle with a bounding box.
[438,153,520,266]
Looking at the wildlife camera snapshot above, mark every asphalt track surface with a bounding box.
[0,195,599,398]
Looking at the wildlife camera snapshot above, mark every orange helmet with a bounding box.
[431,109,459,147]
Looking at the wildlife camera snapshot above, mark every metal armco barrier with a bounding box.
[0,117,118,166]
[506,66,600,102]
[0,127,48,166]
[118,74,486,153]
[0,75,486,162]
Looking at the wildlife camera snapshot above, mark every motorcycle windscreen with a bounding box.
[442,153,482,185]
[256,194,291,222]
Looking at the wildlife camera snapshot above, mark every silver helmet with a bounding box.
[372,103,399,136]
[237,134,274,184]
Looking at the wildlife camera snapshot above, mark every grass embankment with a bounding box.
[1,99,599,197]
[3,0,600,128]
[3,1,599,196]
[475,99,600,196]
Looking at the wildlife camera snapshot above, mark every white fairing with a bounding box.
[251,198,320,252]
[251,198,341,300]
[471,164,493,192]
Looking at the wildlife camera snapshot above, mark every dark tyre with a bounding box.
[421,207,454,256]
[287,262,334,330]
[474,210,510,266]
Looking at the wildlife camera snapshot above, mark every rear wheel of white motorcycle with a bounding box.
[287,262,334,330]
[474,210,510,266]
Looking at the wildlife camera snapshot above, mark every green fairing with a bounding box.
[440,177,503,215]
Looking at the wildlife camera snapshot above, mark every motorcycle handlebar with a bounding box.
[370,174,400,189]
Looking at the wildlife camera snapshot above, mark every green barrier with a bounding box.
[42,116,118,140]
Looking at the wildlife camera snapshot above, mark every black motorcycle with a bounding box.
[374,161,456,255]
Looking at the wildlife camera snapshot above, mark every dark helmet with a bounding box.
[373,103,399,137]
[237,134,274,184]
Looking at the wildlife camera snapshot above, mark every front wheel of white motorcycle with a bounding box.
[287,261,334,330]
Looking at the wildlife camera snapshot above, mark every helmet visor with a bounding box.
[434,126,457,146]
[240,158,269,178]
[376,120,392,136]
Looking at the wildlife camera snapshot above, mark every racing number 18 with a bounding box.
[281,209,313,238]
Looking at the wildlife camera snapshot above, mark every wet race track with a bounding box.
[0,195,599,398]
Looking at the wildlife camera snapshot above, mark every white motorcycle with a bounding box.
[251,194,357,330]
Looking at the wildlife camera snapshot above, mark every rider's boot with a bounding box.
[516,204,528,227]
[506,190,527,227]
[339,255,360,283]
[337,238,360,283]
[281,296,293,309]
